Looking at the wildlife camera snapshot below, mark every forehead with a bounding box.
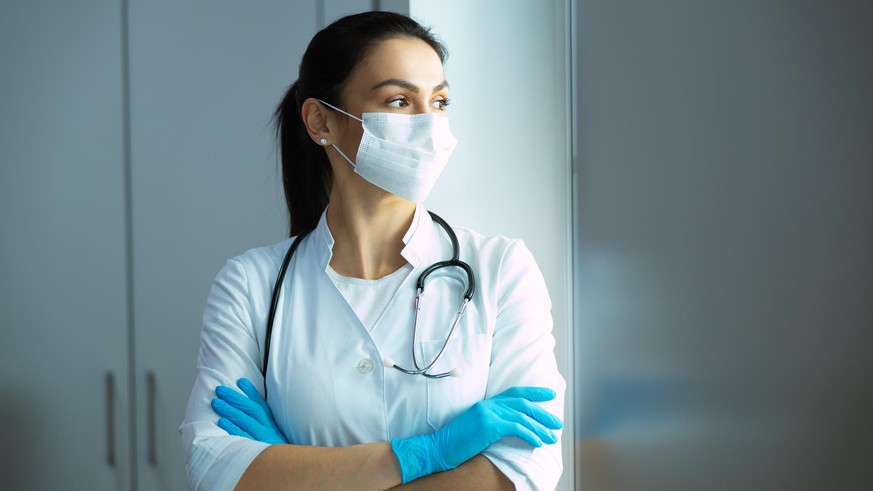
[345,37,446,93]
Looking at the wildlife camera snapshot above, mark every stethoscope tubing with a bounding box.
[262,211,474,385]
[399,294,470,379]
[263,226,312,379]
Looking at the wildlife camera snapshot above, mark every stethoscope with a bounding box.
[261,211,475,382]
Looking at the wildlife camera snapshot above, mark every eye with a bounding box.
[387,97,409,109]
[432,98,451,111]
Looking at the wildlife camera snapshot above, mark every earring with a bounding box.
[319,138,328,145]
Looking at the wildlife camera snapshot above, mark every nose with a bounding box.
[416,105,448,118]
[413,104,434,115]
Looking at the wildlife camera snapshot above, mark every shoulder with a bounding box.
[228,237,294,272]
[444,223,545,294]
[450,225,535,269]
[211,237,295,294]
[203,237,298,323]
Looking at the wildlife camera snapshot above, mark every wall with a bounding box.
[573,1,873,489]
[410,2,574,489]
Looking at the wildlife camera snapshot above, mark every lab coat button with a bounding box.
[356,358,375,374]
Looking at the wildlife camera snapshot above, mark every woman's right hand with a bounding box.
[212,378,289,445]
[391,386,563,483]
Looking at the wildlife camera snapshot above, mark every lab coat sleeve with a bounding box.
[480,240,566,491]
[179,257,271,491]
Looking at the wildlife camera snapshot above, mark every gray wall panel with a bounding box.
[573,1,873,489]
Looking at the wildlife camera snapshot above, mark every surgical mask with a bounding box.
[319,99,458,203]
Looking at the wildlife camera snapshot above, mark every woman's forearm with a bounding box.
[235,442,401,491]
[389,456,514,491]
[234,445,512,491]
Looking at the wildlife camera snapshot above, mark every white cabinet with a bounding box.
[0,1,131,489]
[1,1,317,489]
[127,1,316,488]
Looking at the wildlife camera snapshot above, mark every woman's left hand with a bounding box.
[212,378,289,444]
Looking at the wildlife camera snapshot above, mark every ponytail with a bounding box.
[274,82,331,236]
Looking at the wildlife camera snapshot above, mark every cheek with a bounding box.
[337,121,365,153]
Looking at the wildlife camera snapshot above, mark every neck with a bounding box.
[326,186,415,280]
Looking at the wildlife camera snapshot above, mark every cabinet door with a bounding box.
[127,2,317,488]
[0,1,131,489]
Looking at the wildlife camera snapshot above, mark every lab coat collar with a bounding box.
[400,204,433,267]
[312,203,434,272]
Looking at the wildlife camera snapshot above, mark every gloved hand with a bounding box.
[211,378,289,444]
[391,386,562,483]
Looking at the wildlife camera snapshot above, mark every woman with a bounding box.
[180,11,565,490]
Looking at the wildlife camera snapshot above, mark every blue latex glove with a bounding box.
[391,386,562,483]
[211,378,289,444]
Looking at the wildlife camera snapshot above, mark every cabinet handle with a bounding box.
[106,372,116,468]
[147,371,157,466]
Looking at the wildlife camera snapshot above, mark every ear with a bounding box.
[301,98,331,146]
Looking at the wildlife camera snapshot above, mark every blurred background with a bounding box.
[573,2,872,490]
[1,1,870,490]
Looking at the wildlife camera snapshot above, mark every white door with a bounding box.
[0,1,132,489]
[127,2,317,488]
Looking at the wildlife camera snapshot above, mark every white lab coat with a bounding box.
[179,205,565,490]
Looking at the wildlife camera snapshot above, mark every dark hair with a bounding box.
[274,11,447,236]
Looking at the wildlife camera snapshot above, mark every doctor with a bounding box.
[179,11,565,491]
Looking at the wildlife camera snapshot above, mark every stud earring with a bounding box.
[319,138,328,145]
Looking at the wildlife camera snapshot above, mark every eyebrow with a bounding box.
[370,78,450,93]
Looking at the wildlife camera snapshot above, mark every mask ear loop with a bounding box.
[318,99,363,123]
[317,99,362,169]
[330,143,357,169]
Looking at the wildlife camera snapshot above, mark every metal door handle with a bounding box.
[106,372,116,468]
[147,371,157,466]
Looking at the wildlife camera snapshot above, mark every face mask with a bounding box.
[319,99,458,203]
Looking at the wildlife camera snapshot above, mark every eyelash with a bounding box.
[387,97,452,111]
